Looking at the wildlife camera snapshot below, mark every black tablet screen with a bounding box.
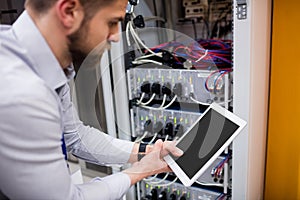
[171,108,239,179]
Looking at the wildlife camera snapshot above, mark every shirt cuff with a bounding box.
[92,172,131,200]
[110,138,134,163]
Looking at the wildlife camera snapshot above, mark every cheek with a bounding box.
[87,32,107,53]
[96,32,108,46]
[84,32,110,57]
[88,26,110,49]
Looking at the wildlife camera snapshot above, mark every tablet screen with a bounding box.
[171,108,240,179]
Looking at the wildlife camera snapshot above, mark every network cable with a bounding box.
[137,93,156,106]
[135,131,149,143]
[148,133,158,144]
[143,135,170,183]
[190,95,211,106]
[158,94,167,109]
[141,95,177,110]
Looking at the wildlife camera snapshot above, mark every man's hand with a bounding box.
[123,139,183,185]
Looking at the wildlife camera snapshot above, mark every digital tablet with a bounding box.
[163,103,247,186]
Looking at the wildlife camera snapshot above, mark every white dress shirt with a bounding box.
[0,11,134,200]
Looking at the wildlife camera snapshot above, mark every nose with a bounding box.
[108,23,121,43]
[108,33,120,43]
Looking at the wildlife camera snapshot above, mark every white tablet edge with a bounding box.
[163,102,247,187]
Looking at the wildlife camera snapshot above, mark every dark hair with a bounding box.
[25,0,57,13]
[25,0,116,19]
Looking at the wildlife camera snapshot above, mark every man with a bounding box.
[0,0,183,199]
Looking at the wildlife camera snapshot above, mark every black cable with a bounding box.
[210,9,231,38]
[152,0,167,43]
[191,19,197,40]
[152,0,158,17]
[207,1,211,38]
[161,0,167,25]
[160,0,168,43]
[177,18,198,40]
[202,19,210,39]
[152,0,160,30]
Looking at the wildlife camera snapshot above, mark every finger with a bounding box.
[165,166,172,173]
[152,139,163,153]
[161,141,183,157]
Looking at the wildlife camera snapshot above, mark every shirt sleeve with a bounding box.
[59,84,135,165]
[0,84,131,200]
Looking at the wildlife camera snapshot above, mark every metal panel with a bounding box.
[233,0,271,199]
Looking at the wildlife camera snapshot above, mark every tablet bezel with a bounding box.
[163,102,247,187]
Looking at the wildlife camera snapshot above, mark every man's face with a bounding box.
[68,0,127,67]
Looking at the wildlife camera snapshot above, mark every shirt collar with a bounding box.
[12,11,74,91]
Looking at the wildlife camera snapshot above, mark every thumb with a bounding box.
[161,141,184,158]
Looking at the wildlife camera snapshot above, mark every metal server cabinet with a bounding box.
[75,0,271,199]
[120,1,234,199]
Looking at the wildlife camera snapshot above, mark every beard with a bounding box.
[67,24,110,74]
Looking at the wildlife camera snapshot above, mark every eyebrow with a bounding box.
[113,17,124,22]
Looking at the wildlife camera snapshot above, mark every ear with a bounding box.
[55,0,84,34]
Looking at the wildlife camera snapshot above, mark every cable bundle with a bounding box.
[147,39,232,69]
[197,39,232,68]
[211,154,231,178]
[205,69,232,94]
